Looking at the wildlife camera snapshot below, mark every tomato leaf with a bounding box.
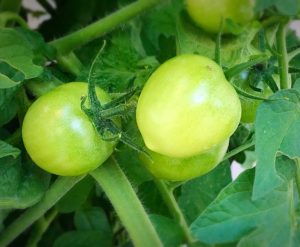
[0,87,19,127]
[0,140,20,159]
[0,157,50,209]
[0,28,44,88]
[54,207,113,247]
[56,176,94,213]
[191,157,299,246]
[253,89,300,199]
[178,161,232,224]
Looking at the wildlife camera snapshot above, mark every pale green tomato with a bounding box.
[140,139,229,181]
[136,54,241,158]
[22,82,115,176]
[185,0,255,33]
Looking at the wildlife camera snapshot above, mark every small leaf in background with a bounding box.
[74,207,112,236]
[0,157,50,209]
[191,156,299,247]
[54,207,113,247]
[0,87,19,127]
[0,140,20,159]
[150,214,185,247]
[255,0,300,15]
[0,28,44,88]
[253,89,300,199]
[178,161,232,224]
[77,31,159,93]
[138,181,169,216]
[56,176,94,213]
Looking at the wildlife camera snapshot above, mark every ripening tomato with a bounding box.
[140,139,229,181]
[22,82,115,176]
[136,54,241,158]
[185,0,255,33]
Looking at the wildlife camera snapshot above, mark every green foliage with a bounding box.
[1,0,300,247]
[191,157,299,247]
[0,157,50,209]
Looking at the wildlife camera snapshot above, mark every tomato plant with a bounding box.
[1,1,300,247]
[136,54,241,158]
[22,82,115,176]
[140,139,229,181]
[185,0,255,33]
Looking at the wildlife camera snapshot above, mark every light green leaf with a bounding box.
[253,89,300,199]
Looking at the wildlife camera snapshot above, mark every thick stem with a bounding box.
[0,176,84,247]
[49,0,162,54]
[153,178,194,245]
[90,158,163,247]
[25,77,63,98]
[56,52,83,76]
[276,21,290,89]
[0,12,28,28]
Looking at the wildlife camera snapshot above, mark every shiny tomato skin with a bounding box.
[136,54,241,158]
[185,0,255,33]
[140,139,229,181]
[22,82,115,176]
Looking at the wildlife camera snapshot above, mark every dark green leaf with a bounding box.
[178,161,232,224]
[0,157,50,209]
[56,176,94,213]
[150,214,184,247]
[0,87,18,127]
[0,140,20,158]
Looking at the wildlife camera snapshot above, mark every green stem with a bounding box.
[90,157,163,247]
[215,19,224,66]
[49,0,162,54]
[153,178,194,245]
[276,20,290,89]
[25,209,58,247]
[0,12,28,28]
[222,139,255,161]
[0,0,21,12]
[56,52,83,76]
[25,77,63,98]
[295,159,300,199]
[0,176,84,247]
[288,47,300,62]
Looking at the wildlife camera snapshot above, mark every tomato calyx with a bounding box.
[81,45,150,158]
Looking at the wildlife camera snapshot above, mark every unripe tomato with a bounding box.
[22,82,115,176]
[140,139,229,181]
[185,0,255,33]
[238,79,273,123]
[136,54,241,158]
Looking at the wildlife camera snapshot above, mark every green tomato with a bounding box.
[140,139,229,181]
[136,54,241,158]
[185,0,255,33]
[22,82,115,176]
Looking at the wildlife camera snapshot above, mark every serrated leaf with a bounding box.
[0,140,20,158]
[178,161,232,224]
[191,157,299,247]
[0,157,50,209]
[253,89,300,199]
